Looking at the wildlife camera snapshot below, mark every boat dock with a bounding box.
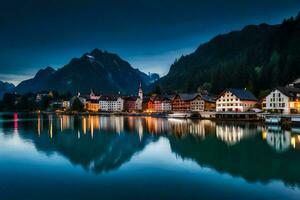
[264,114,300,125]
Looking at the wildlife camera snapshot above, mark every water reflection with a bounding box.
[263,126,300,152]
[216,122,258,145]
[1,113,300,187]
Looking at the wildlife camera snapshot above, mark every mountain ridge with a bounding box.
[15,49,158,95]
[158,12,300,97]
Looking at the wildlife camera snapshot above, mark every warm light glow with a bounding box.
[291,137,296,149]
[262,130,267,140]
[49,118,53,139]
[37,115,41,136]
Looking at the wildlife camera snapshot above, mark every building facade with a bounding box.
[265,87,300,114]
[86,99,100,112]
[153,96,172,112]
[216,89,257,112]
[142,97,154,112]
[202,95,216,111]
[124,96,142,112]
[190,95,204,112]
[172,93,202,112]
[99,95,124,112]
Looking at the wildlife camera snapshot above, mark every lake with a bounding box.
[0,113,299,200]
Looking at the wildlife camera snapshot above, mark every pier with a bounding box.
[264,114,300,125]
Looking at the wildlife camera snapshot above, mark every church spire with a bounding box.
[138,83,143,100]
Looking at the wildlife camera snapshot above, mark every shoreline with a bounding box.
[3,111,300,127]
[19,110,265,121]
[4,111,300,125]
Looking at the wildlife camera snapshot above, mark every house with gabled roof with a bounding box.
[153,95,172,112]
[172,93,202,112]
[142,96,155,112]
[99,95,124,112]
[202,95,216,111]
[265,86,300,114]
[123,96,142,112]
[216,88,257,112]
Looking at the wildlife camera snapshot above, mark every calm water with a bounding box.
[0,113,300,200]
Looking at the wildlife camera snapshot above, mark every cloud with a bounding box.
[0,73,33,85]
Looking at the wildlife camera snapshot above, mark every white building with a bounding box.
[99,95,124,112]
[153,96,172,112]
[265,87,300,114]
[216,88,257,112]
[190,95,204,112]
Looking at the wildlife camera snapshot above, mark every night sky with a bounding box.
[1,0,300,85]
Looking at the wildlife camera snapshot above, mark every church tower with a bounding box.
[138,83,143,100]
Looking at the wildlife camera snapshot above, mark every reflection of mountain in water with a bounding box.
[4,115,157,174]
[168,127,300,187]
[2,114,300,186]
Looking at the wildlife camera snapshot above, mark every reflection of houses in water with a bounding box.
[144,117,169,134]
[216,123,255,145]
[36,115,217,139]
[171,118,210,136]
[264,126,291,152]
[291,134,300,149]
[291,128,300,149]
[167,119,215,138]
[263,126,300,151]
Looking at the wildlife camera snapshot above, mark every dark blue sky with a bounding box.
[1,0,300,85]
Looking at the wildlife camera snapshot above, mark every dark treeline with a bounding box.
[0,91,71,111]
[159,12,300,98]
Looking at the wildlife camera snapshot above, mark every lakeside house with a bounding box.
[190,94,204,112]
[171,93,216,112]
[50,100,70,110]
[202,95,216,111]
[99,95,124,112]
[86,99,100,112]
[85,91,101,112]
[123,84,143,112]
[142,96,154,112]
[216,88,257,112]
[153,95,172,112]
[35,91,53,102]
[265,86,300,114]
[172,93,203,112]
[123,96,142,112]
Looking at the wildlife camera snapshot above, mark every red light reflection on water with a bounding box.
[14,112,18,130]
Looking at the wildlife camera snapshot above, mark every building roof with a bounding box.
[276,86,300,98]
[218,88,257,101]
[153,95,172,102]
[175,93,201,101]
[99,95,120,101]
[202,95,216,103]
[162,94,176,100]
[143,96,154,103]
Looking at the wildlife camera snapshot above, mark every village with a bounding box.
[26,79,300,123]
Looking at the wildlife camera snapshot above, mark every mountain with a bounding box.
[15,49,152,94]
[158,12,300,97]
[0,81,15,97]
[16,66,56,93]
